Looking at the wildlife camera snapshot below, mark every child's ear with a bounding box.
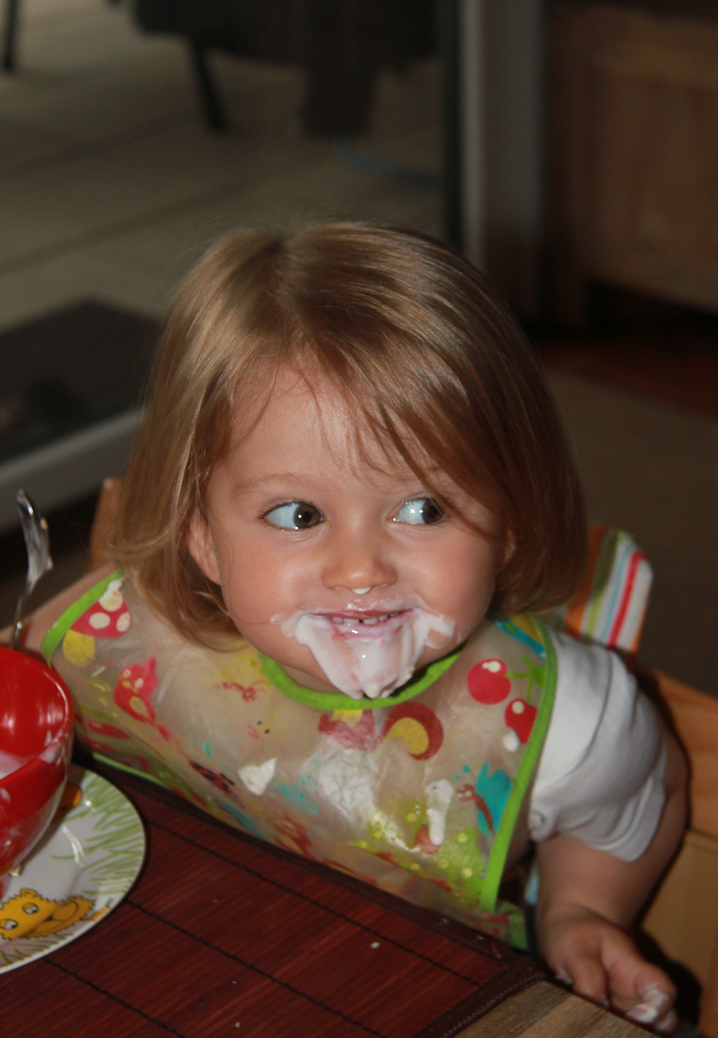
[186,512,221,585]
[497,529,515,574]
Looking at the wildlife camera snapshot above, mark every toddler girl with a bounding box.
[28,223,685,1030]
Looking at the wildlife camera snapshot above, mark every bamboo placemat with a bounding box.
[1,765,542,1037]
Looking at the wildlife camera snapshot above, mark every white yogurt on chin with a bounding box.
[279,602,455,700]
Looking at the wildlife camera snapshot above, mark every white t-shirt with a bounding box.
[529,629,668,862]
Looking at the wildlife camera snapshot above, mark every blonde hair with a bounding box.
[113,222,586,646]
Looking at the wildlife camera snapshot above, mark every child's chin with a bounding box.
[279,655,340,695]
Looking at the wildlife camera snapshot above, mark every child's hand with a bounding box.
[535,731,686,1033]
[539,903,677,1032]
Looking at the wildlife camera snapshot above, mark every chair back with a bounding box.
[641,671,718,1037]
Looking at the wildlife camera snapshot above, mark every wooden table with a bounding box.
[460,981,645,1037]
[1,765,645,1038]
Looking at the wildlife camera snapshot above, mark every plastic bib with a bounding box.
[43,572,556,948]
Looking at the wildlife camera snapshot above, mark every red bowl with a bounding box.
[0,646,73,877]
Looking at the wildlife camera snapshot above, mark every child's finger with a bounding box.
[653,1008,679,1034]
[624,984,676,1030]
[559,953,609,1006]
[606,958,675,1016]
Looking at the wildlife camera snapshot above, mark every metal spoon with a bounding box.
[11,490,53,649]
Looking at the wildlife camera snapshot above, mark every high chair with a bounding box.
[640,670,718,1038]
[87,479,718,1035]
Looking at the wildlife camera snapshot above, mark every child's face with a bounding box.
[188,367,503,697]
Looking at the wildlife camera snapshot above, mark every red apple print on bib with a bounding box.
[467,658,511,704]
[504,698,537,744]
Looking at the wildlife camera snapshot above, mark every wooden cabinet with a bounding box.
[549,2,718,322]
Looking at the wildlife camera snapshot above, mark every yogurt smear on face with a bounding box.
[279,601,455,700]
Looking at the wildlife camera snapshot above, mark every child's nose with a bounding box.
[321,528,397,594]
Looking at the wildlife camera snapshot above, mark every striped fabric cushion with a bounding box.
[550,524,653,655]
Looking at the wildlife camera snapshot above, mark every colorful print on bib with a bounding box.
[43,572,556,949]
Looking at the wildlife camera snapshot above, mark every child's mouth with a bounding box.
[278,602,455,700]
[318,610,406,634]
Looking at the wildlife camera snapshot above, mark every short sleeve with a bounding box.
[528,629,668,862]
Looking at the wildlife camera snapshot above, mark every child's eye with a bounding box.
[394,497,446,525]
[264,502,324,530]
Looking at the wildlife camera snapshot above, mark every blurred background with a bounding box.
[0,0,716,697]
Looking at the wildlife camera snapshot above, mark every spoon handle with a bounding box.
[11,586,30,650]
[11,490,53,650]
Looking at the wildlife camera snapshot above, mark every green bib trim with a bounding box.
[258,646,462,711]
[41,569,121,664]
[478,619,557,913]
[91,750,170,788]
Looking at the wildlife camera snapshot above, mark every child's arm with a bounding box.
[535,728,687,1030]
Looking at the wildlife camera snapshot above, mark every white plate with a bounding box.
[0,765,145,972]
